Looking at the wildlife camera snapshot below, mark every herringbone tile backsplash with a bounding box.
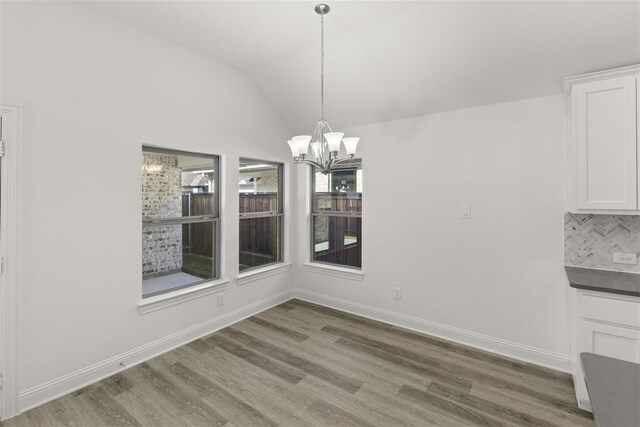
[565,213,640,272]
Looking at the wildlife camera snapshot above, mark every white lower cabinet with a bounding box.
[572,290,640,410]
[582,321,640,362]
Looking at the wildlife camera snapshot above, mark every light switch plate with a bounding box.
[461,205,471,219]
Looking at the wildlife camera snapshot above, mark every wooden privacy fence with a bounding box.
[181,193,281,261]
[182,193,214,257]
[239,194,279,266]
[314,192,362,213]
[313,192,362,268]
[182,193,215,216]
[181,192,361,268]
[313,216,362,268]
[239,193,278,214]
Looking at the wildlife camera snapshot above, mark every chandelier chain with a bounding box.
[320,13,324,121]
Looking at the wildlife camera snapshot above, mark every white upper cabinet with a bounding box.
[566,66,640,214]
[575,77,637,210]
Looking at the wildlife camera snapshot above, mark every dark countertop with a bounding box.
[565,266,640,297]
[581,353,640,427]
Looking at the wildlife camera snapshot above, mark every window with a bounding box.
[239,159,283,272]
[142,147,220,297]
[311,160,362,268]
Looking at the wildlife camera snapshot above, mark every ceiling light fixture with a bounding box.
[286,3,359,174]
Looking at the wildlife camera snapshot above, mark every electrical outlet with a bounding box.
[461,205,471,219]
[217,294,225,306]
[613,253,637,265]
[393,287,402,300]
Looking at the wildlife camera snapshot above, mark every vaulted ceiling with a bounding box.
[88,1,640,133]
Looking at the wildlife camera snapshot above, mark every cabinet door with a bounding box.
[576,321,640,410]
[582,321,640,363]
[574,77,637,210]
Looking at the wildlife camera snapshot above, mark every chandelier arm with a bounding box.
[318,121,325,166]
[331,156,356,167]
[323,121,332,170]
[320,121,328,167]
[312,121,321,166]
[295,158,323,170]
[326,156,335,171]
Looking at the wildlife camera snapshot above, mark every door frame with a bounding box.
[0,105,20,420]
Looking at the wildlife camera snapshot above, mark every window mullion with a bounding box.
[239,212,282,219]
[312,211,361,218]
[143,216,217,226]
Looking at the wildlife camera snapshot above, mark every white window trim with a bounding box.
[307,159,363,273]
[0,105,20,420]
[138,278,229,315]
[141,145,223,300]
[282,161,291,268]
[238,158,290,279]
[303,262,364,281]
[237,262,292,286]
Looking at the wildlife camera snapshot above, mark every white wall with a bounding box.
[293,95,571,370]
[1,0,573,416]
[1,1,293,411]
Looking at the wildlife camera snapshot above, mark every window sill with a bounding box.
[237,263,291,286]
[138,279,229,315]
[303,262,364,281]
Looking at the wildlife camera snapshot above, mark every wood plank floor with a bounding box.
[1,299,594,426]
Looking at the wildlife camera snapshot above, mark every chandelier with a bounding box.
[286,3,360,174]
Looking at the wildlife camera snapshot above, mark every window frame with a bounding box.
[310,159,362,270]
[141,146,221,298]
[238,158,284,273]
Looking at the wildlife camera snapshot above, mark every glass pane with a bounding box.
[312,215,361,268]
[142,148,218,220]
[313,163,362,213]
[142,221,215,297]
[239,216,281,272]
[239,159,281,213]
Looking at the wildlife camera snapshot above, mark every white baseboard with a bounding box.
[17,287,572,417]
[293,289,571,373]
[18,289,295,414]
[578,399,593,412]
